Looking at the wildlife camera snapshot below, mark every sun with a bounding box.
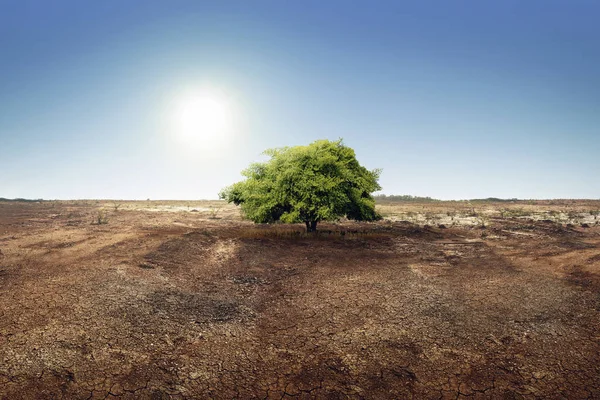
[173,90,233,146]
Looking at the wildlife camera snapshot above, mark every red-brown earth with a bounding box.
[0,200,599,399]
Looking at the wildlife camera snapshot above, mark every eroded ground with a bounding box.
[0,200,599,399]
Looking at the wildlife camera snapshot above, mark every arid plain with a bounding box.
[0,199,599,399]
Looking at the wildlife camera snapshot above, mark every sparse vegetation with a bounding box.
[469,197,519,203]
[207,206,222,219]
[93,210,109,225]
[466,207,479,217]
[0,197,43,202]
[478,215,489,228]
[504,207,529,218]
[374,194,440,203]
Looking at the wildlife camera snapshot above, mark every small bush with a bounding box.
[207,206,222,219]
[466,208,479,217]
[478,216,488,228]
[93,210,109,225]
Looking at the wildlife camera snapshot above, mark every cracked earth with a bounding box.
[0,201,599,399]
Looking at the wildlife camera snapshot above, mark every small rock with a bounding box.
[581,223,590,228]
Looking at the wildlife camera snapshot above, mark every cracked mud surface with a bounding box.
[1,201,599,399]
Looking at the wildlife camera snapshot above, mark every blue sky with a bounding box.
[1,0,598,200]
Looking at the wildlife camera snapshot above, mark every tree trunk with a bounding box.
[305,220,318,233]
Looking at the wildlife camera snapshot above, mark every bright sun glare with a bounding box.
[173,90,233,147]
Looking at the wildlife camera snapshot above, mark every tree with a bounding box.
[219,139,382,232]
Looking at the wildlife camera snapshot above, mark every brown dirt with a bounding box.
[0,200,599,399]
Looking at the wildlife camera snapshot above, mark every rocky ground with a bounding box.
[0,200,599,399]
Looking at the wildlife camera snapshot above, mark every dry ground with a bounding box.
[0,200,599,399]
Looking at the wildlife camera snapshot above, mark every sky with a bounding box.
[1,0,599,200]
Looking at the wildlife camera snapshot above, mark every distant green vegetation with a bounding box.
[0,197,43,202]
[374,194,440,203]
[469,197,519,202]
[375,195,525,203]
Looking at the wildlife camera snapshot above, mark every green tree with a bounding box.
[219,139,382,232]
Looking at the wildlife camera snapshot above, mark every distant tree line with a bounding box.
[374,194,440,203]
[468,197,519,203]
[0,198,43,202]
[374,195,523,203]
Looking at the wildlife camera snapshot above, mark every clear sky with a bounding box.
[1,0,598,200]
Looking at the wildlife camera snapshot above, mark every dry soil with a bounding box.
[0,200,599,399]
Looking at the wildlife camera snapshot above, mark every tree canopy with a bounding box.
[219,139,382,232]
